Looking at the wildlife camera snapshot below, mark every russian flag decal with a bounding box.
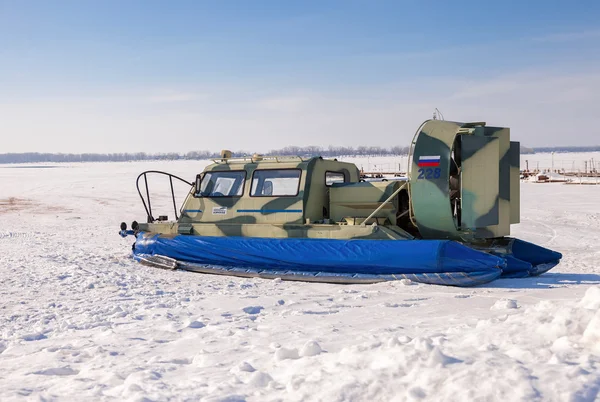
[418,155,441,167]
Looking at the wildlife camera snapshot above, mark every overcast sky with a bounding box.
[1,0,599,153]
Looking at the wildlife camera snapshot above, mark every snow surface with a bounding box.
[1,158,600,401]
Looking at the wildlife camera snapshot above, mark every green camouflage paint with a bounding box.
[138,120,519,244]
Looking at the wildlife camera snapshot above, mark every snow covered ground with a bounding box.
[1,159,600,401]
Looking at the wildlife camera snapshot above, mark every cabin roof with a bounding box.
[203,155,356,172]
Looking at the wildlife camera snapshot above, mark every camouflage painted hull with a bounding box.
[132,233,511,286]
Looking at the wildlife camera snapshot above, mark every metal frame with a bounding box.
[136,171,193,223]
[361,182,407,226]
[212,155,306,164]
[406,120,429,228]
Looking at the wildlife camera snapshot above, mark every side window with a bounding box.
[251,169,301,197]
[196,171,246,197]
[325,171,346,186]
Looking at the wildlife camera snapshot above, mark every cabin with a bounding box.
[173,152,409,236]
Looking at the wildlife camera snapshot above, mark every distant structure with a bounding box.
[432,108,445,120]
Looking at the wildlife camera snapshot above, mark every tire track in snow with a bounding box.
[520,217,558,246]
[0,232,36,239]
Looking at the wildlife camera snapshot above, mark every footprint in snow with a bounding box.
[301,309,339,315]
[33,367,79,376]
[238,361,256,372]
[164,358,192,365]
[243,306,264,314]
[404,297,430,302]
[383,302,415,308]
[339,289,359,294]
[22,333,47,342]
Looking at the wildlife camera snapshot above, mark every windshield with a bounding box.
[196,171,246,197]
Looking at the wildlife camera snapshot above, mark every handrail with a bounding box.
[135,171,193,223]
[361,182,407,226]
[211,155,306,164]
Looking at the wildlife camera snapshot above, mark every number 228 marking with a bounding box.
[417,168,441,180]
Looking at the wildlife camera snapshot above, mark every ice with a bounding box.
[1,158,600,400]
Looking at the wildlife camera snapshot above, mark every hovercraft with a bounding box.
[120,120,561,286]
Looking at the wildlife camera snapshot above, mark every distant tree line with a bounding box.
[267,145,410,157]
[532,146,600,153]
[0,152,184,164]
[0,151,243,164]
[1,144,598,164]
[520,146,535,154]
[0,145,411,164]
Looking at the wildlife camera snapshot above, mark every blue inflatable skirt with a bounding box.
[132,233,510,286]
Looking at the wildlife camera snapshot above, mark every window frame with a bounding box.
[193,169,247,198]
[325,170,347,187]
[249,168,302,198]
